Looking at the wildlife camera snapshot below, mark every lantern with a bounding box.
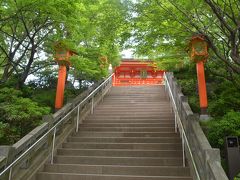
[189,35,208,62]
[54,42,76,66]
[189,35,209,119]
[54,42,77,110]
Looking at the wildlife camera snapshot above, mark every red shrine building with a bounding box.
[113,59,165,86]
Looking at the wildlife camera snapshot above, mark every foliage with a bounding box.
[70,56,107,81]
[208,80,240,117]
[132,0,240,88]
[64,88,85,102]
[27,67,58,89]
[0,0,131,87]
[0,87,50,144]
[0,0,77,87]
[30,89,56,111]
[66,0,131,82]
[206,111,240,150]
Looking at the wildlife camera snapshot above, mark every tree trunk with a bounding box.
[1,64,12,83]
[16,45,36,89]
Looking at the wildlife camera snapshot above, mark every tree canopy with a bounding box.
[0,0,132,87]
[1,0,239,88]
[132,0,240,87]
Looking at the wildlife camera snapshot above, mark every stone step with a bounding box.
[74,132,179,137]
[78,127,175,132]
[83,120,174,123]
[95,106,170,108]
[99,100,169,102]
[86,116,174,120]
[95,107,169,109]
[53,155,183,166]
[89,112,172,115]
[62,142,182,150]
[80,123,174,127]
[37,172,193,180]
[95,105,171,108]
[104,97,165,98]
[67,137,181,143]
[57,148,183,157]
[105,96,166,97]
[92,106,170,113]
[43,164,190,176]
[35,85,193,180]
[106,96,166,98]
[91,113,172,116]
[101,101,169,104]
[93,111,171,114]
[88,114,173,117]
[101,103,168,105]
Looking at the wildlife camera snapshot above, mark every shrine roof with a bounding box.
[121,58,152,62]
[121,58,153,65]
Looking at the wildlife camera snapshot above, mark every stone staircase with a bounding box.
[36,86,193,180]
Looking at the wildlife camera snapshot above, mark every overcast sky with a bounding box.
[121,49,134,58]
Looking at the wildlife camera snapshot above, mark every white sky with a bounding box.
[121,48,134,58]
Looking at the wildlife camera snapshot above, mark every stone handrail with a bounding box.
[164,72,228,180]
[0,75,113,180]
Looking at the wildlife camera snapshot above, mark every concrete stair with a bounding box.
[36,86,193,180]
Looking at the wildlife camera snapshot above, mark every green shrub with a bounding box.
[206,111,240,150]
[31,88,85,112]
[31,89,56,111]
[0,87,22,102]
[188,96,200,113]
[178,79,197,96]
[65,88,85,101]
[208,81,240,117]
[0,87,50,144]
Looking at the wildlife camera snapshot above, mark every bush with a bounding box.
[0,88,50,144]
[64,88,85,101]
[188,96,200,113]
[31,89,56,112]
[206,111,240,150]
[208,81,240,117]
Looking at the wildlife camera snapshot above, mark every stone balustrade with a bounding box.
[165,72,228,180]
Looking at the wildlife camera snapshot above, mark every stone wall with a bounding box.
[164,72,228,180]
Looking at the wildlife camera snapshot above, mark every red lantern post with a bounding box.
[54,43,76,110]
[189,35,209,118]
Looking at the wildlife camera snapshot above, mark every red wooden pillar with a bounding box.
[196,61,208,114]
[54,44,76,110]
[55,65,67,109]
[189,35,209,116]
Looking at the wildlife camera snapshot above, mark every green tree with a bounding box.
[0,0,81,87]
[133,0,240,86]
[0,87,50,144]
[0,0,131,88]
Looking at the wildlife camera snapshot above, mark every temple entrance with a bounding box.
[113,59,165,86]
